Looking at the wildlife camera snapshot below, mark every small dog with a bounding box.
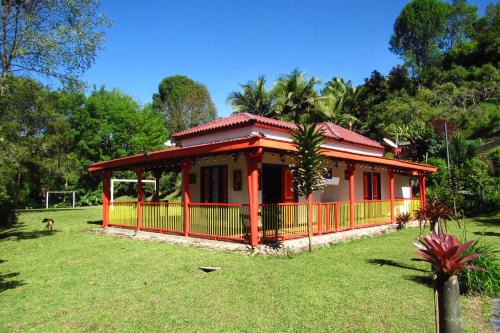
[42,218,54,232]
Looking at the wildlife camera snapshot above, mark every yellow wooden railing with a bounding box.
[189,203,249,241]
[142,202,183,233]
[354,200,392,227]
[107,199,422,242]
[109,202,137,227]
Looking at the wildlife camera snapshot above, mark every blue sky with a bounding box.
[82,0,491,117]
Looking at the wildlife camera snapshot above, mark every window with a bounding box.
[201,166,228,203]
[363,172,381,200]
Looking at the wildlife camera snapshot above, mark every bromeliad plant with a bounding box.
[396,212,412,229]
[417,200,456,233]
[414,231,483,333]
[291,123,325,252]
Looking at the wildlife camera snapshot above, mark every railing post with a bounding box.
[419,175,426,210]
[135,168,143,231]
[334,202,339,232]
[347,164,355,230]
[325,204,330,233]
[389,169,395,224]
[317,204,322,235]
[308,194,313,240]
[102,171,112,228]
[245,149,262,248]
[181,160,191,237]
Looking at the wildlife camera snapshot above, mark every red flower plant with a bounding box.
[414,232,483,277]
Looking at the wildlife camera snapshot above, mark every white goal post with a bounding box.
[45,191,76,209]
[110,178,156,203]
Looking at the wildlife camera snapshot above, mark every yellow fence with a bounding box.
[107,199,422,242]
[189,204,249,240]
[354,200,392,227]
[109,202,137,227]
[142,203,183,232]
[394,199,421,217]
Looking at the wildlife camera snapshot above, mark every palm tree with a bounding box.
[226,76,274,117]
[272,69,321,123]
[291,123,325,251]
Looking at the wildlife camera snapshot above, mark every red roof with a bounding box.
[172,113,383,150]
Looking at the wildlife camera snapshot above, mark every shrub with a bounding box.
[458,239,500,297]
[396,212,412,229]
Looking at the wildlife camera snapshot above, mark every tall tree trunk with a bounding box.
[437,274,463,333]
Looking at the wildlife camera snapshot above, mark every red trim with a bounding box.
[136,168,143,231]
[182,159,191,237]
[334,202,339,232]
[325,204,330,232]
[102,172,112,228]
[88,137,437,174]
[348,164,355,230]
[389,170,395,223]
[245,148,262,246]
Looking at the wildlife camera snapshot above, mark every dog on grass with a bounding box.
[42,218,54,232]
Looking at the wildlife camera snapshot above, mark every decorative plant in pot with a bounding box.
[414,231,483,333]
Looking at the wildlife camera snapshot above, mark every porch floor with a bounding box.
[97,222,419,254]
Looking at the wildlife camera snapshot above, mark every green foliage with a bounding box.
[152,75,217,135]
[290,123,325,198]
[0,0,110,85]
[272,69,321,124]
[227,75,275,117]
[459,239,500,297]
[390,0,451,73]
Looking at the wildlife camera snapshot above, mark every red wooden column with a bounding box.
[102,172,112,228]
[245,148,263,248]
[419,175,427,210]
[135,168,144,231]
[388,169,395,223]
[181,159,192,237]
[347,164,355,230]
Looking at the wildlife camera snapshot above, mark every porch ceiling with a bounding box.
[87,136,437,174]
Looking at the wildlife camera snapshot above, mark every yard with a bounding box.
[1,207,498,332]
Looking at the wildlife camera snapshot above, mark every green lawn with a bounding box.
[1,207,498,332]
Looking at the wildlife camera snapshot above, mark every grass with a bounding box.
[0,208,498,332]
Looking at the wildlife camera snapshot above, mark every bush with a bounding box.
[79,189,102,206]
[396,212,412,229]
[458,239,500,297]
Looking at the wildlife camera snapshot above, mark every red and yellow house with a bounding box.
[88,113,436,246]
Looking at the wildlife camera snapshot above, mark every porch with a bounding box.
[106,198,422,244]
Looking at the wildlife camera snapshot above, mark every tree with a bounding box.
[152,75,217,135]
[0,0,110,88]
[227,75,274,116]
[390,0,451,73]
[445,0,477,50]
[69,87,167,191]
[272,69,321,123]
[315,77,354,121]
[290,123,325,251]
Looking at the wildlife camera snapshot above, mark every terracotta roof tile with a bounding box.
[173,112,383,149]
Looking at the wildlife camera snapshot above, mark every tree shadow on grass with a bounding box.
[0,261,25,293]
[0,224,60,241]
[87,220,103,225]
[367,258,429,273]
[471,215,500,228]
[404,274,434,288]
[473,231,500,237]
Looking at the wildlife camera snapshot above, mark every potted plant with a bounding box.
[414,231,483,333]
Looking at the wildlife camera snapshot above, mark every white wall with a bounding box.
[186,151,412,204]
